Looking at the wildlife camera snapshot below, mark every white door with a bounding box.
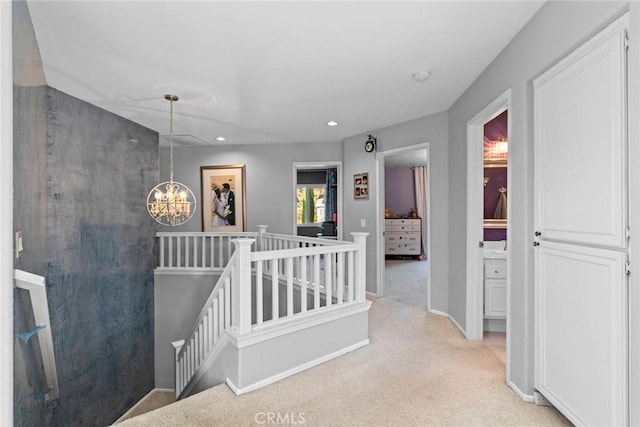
[533,14,628,426]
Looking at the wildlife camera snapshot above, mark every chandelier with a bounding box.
[147,94,196,226]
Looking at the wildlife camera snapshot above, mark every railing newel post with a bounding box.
[350,232,369,301]
[232,238,255,335]
[172,340,185,398]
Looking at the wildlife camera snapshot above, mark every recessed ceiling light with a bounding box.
[326,120,339,127]
[216,136,226,142]
[412,70,431,83]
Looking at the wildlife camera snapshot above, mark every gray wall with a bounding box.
[447,0,632,395]
[13,3,160,423]
[343,111,449,305]
[161,142,342,235]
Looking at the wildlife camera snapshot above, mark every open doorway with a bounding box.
[375,143,431,310]
[465,90,511,373]
[292,162,343,240]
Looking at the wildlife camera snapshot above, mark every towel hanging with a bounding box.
[494,187,507,219]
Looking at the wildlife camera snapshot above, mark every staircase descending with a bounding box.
[155,226,371,399]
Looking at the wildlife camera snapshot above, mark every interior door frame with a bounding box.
[465,90,512,358]
[374,142,432,310]
[292,161,343,241]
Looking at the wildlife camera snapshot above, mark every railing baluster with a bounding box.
[194,329,200,369]
[218,236,224,268]
[313,254,320,310]
[160,236,165,268]
[272,259,279,321]
[177,236,183,268]
[300,255,307,313]
[224,277,231,329]
[286,257,293,317]
[325,253,332,307]
[348,251,354,302]
[201,235,206,268]
[213,299,219,344]
[186,236,191,268]
[198,324,204,367]
[194,236,198,268]
[203,310,209,354]
[218,293,224,337]
[337,252,344,304]
[256,261,263,325]
[168,236,174,268]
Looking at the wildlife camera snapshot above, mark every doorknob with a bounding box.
[535,231,542,236]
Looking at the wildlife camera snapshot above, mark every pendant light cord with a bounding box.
[169,97,174,184]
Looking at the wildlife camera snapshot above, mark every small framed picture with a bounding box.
[201,164,246,232]
[354,172,369,200]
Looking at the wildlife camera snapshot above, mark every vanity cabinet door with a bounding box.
[484,279,506,318]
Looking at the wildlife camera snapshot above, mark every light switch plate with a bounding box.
[360,219,366,228]
[15,231,23,259]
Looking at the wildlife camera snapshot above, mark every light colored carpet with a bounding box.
[119,277,571,426]
[384,259,428,307]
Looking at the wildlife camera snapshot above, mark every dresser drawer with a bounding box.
[385,243,420,255]
[386,224,421,232]
[484,259,506,279]
[385,232,421,243]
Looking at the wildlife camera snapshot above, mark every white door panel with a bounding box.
[533,14,629,427]
[534,27,627,248]
[535,242,627,426]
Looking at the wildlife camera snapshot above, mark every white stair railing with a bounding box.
[171,248,238,398]
[166,228,368,398]
[157,231,257,270]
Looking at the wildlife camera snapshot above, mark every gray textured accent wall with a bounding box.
[14,84,159,426]
[13,4,160,421]
[14,85,159,426]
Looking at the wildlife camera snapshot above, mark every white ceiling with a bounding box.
[27,1,544,147]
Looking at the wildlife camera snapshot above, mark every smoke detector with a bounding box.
[412,70,431,83]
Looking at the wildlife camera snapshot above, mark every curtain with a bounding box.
[325,168,337,223]
[414,166,427,260]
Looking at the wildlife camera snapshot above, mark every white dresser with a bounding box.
[483,255,506,319]
[385,218,421,256]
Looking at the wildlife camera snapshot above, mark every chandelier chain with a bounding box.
[169,96,174,184]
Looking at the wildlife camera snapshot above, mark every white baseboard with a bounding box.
[429,309,467,337]
[507,380,534,403]
[113,388,175,424]
[226,339,370,395]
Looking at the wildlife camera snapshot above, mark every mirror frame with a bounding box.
[483,159,507,229]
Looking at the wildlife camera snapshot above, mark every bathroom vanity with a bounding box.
[483,242,507,320]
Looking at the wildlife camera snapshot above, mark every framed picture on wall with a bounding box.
[201,164,246,232]
[354,172,369,200]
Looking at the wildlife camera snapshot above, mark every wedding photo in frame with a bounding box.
[354,172,369,200]
[201,164,246,232]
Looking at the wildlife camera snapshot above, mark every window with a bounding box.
[296,185,325,225]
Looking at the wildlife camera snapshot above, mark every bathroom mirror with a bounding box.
[483,160,507,229]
